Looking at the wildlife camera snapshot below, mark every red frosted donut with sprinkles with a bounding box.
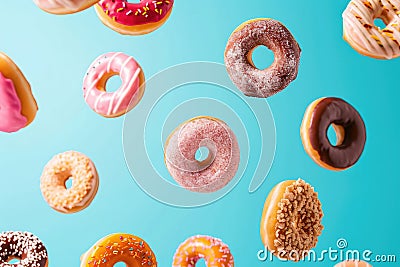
[0,231,48,267]
[83,52,145,118]
[164,116,240,193]
[95,0,174,35]
[173,235,234,267]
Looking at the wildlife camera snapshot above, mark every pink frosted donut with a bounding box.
[164,116,240,193]
[225,18,301,98]
[33,0,100,14]
[83,52,145,118]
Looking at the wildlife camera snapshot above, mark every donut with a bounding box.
[80,233,157,267]
[94,0,174,35]
[172,235,234,267]
[0,231,48,267]
[0,52,37,133]
[40,151,99,214]
[343,0,400,59]
[33,0,99,14]
[164,116,240,193]
[335,260,372,267]
[300,97,366,171]
[83,52,145,118]
[260,179,323,261]
[224,18,301,98]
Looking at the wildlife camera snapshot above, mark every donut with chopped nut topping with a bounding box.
[260,179,323,261]
[40,151,99,214]
[0,231,48,267]
[225,18,301,98]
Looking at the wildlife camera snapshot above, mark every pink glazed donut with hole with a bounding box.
[164,116,240,193]
[83,52,145,118]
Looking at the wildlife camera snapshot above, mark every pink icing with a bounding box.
[83,52,143,117]
[165,117,240,193]
[0,72,27,133]
[97,0,174,26]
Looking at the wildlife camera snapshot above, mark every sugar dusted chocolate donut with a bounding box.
[301,97,366,171]
[164,116,240,193]
[260,179,324,261]
[225,18,301,98]
[173,235,234,267]
[0,231,48,267]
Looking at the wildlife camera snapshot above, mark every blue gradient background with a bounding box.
[0,1,399,266]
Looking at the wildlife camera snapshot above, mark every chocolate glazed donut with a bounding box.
[0,231,48,267]
[301,97,366,171]
[224,18,301,98]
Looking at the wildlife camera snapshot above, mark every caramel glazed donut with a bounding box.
[95,0,174,35]
[173,235,234,267]
[225,18,301,98]
[260,179,323,261]
[80,233,157,267]
[0,231,48,267]
[40,151,99,214]
[343,0,400,59]
[301,97,366,171]
[0,52,38,133]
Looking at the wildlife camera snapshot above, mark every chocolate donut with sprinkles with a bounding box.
[0,231,48,267]
[80,233,157,267]
[95,0,174,35]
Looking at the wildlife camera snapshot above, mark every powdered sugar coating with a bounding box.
[172,235,234,267]
[0,231,48,267]
[165,117,240,193]
[225,19,301,98]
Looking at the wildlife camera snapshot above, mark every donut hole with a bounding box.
[374,18,387,29]
[7,258,21,264]
[64,176,73,189]
[113,262,127,267]
[248,45,275,70]
[195,146,210,162]
[104,74,122,93]
[195,259,207,266]
[327,124,345,147]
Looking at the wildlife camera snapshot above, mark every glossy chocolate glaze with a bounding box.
[309,97,366,169]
